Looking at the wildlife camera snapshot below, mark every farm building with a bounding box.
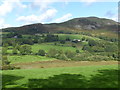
[72,39,81,43]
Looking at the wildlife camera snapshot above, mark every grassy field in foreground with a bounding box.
[8,55,55,64]
[2,65,118,88]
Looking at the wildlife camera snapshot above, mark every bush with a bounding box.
[12,48,18,55]
[2,47,8,55]
[19,44,32,55]
[105,45,118,52]
[2,55,10,65]
[65,50,76,59]
[57,54,69,60]
[92,46,104,52]
[86,55,114,61]
[82,45,93,52]
[2,65,20,70]
[88,40,97,46]
[72,52,92,61]
[60,40,65,44]
[37,49,46,56]
[72,43,76,48]
[47,48,58,58]
[76,50,80,53]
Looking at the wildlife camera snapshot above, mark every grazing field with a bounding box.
[2,64,118,88]
[8,55,55,64]
[57,34,100,41]
[31,43,78,53]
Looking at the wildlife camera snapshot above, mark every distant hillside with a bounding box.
[2,17,119,34]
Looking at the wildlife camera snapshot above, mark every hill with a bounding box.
[1,16,119,34]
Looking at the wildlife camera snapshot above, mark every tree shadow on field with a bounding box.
[2,74,24,88]
[88,69,119,88]
[28,74,88,88]
[2,69,119,88]
[27,69,119,88]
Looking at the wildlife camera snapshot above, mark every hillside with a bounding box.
[2,17,119,34]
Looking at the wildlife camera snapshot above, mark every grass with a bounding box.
[31,43,77,53]
[8,55,55,64]
[2,65,118,88]
[57,34,101,41]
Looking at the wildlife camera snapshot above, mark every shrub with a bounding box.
[72,43,76,48]
[37,49,46,56]
[19,44,32,55]
[47,48,58,58]
[82,45,93,52]
[76,50,80,53]
[72,52,92,61]
[12,48,18,55]
[105,45,118,52]
[86,55,114,61]
[60,40,65,44]
[2,55,10,65]
[92,46,104,52]
[57,54,69,60]
[65,50,76,59]
[2,65,20,70]
[88,40,97,46]
[2,47,8,55]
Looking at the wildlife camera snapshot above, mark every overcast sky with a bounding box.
[0,0,119,29]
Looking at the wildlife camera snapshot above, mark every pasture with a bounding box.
[31,43,78,53]
[2,64,118,88]
[8,55,55,64]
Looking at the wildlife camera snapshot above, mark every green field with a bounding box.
[31,43,78,53]
[8,55,55,64]
[2,65,118,88]
[57,34,100,40]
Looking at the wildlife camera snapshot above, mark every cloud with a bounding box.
[110,14,118,21]
[16,8,57,24]
[105,11,116,18]
[0,0,27,16]
[104,10,118,21]
[81,0,97,5]
[0,18,12,29]
[53,13,72,23]
[31,0,54,12]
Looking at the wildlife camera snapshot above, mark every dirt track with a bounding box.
[13,60,118,69]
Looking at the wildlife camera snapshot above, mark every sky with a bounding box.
[0,0,119,29]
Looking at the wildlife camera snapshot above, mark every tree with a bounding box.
[37,49,46,56]
[15,44,20,51]
[82,37,85,41]
[38,38,44,44]
[47,48,58,58]
[2,55,10,65]
[12,48,18,55]
[82,45,92,52]
[2,47,8,55]
[19,44,32,55]
[105,45,118,52]
[88,40,96,46]
[3,43,8,47]
[65,50,76,59]
[92,46,104,52]
[60,40,65,44]
[72,43,76,48]
[76,50,80,53]
[66,37,71,41]
[33,37,39,43]
[2,55,19,70]
[57,54,68,60]
[44,34,59,42]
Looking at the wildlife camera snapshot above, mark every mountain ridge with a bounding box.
[2,16,119,34]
